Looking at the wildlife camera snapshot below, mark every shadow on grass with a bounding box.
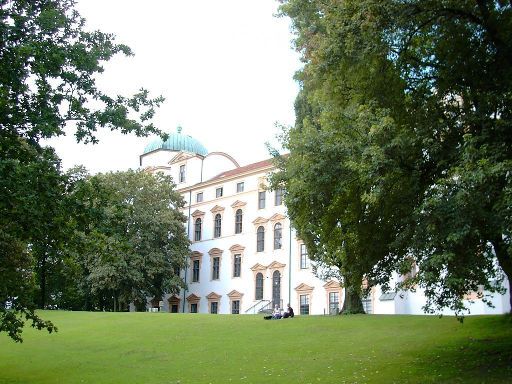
[407,316,512,383]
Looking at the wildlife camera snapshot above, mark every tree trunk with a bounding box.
[340,274,365,314]
[492,238,512,314]
[39,255,47,309]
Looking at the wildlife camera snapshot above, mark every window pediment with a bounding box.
[323,281,341,290]
[227,290,243,299]
[208,248,224,256]
[269,213,286,222]
[210,205,225,213]
[191,210,205,218]
[295,283,315,293]
[229,244,245,253]
[231,200,247,208]
[250,263,267,272]
[190,251,203,259]
[267,261,286,270]
[169,151,195,165]
[206,292,221,300]
[186,294,200,303]
[252,217,269,225]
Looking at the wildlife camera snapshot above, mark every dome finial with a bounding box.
[177,125,182,134]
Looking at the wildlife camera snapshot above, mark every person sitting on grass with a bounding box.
[283,304,294,318]
[272,304,282,319]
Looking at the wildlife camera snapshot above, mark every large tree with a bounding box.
[277,0,512,315]
[68,170,189,312]
[1,0,164,341]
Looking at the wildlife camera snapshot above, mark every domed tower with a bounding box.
[141,126,208,159]
[140,127,239,188]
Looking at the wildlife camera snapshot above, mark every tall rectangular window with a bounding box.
[255,273,263,300]
[231,300,240,314]
[258,191,265,209]
[300,244,309,269]
[192,259,200,282]
[196,192,203,203]
[236,182,244,193]
[212,257,220,280]
[300,294,310,315]
[179,165,186,183]
[210,302,218,314]
[329,292,339,315]
[190,303,198,313]
[235,209,243,234]
[362,295,373,314]
[256,226,265,252]
[214,214,222,238]
[216,187,223,198]
[275,188,284,206]
[233,254,241,277]
[194,218,202,241]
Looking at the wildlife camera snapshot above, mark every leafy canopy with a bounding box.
[277,0,512,315]
[1,0,165,341]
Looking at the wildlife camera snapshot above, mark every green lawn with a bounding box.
[0,311,511,384]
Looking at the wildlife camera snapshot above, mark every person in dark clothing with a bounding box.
[283,304,294,318]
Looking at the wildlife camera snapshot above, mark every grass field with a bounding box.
[0,311,511,384]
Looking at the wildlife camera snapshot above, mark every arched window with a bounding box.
[235,209,243,234]
[274,223,282,249]
[256,226,265,252]
[194,218,202,241]
[214,214,222,238]
[255,273,263,300]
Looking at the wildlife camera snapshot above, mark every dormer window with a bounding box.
[179,165,186,183]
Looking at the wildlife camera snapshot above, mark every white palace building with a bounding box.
[139,128,510,316]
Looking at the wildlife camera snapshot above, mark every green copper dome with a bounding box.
[142,127,208,157]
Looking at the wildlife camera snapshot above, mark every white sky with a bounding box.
[46,0,301,174]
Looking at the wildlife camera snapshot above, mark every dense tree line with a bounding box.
[1,0,188,342]
[274,0,511,314]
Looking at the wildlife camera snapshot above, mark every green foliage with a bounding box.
[277,0,512,315]
[0,0,164,341]
[1,311,511,383]
[69,170,190,312]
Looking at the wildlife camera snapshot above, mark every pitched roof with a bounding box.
[207,158,273,182]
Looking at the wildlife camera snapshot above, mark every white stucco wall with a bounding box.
[141,143,511,317]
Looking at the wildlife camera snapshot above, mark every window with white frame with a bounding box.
[212,256,220,280]
[196,192,203,203]
[329,292,339,315]
[235,209,243,234]
[255,273,264,300]
[274,188,284,206]
[179,165,186,183]
[274,223,282,249]
[362,295,373,314]
[258,191,266,209]
[233,254,241,278]
[300,294,310,315]
[231,300,240,314]
[300,244,309,269]
[236,182,244,193]
[256,226,265,252]
[194,218,202,241]
[216,187,223,198]
[214,214,222,238]
[192,259,200,282]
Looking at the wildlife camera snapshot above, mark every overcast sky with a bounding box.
[46,0,301,173]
